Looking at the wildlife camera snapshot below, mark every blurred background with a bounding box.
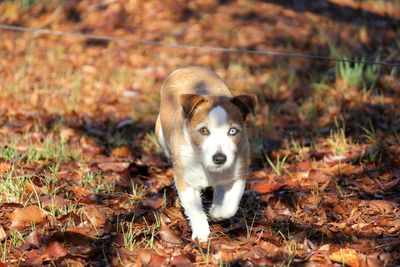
[1,1,399,155]
[0,0,400,265]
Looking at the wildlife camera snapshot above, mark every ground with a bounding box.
[0,0,399,266]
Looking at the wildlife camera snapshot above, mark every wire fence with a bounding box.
[0,24,399,67]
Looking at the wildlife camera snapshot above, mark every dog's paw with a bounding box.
[209,204,238,220]
[191,222,210,242]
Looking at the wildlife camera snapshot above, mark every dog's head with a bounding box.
[180,94,256,172]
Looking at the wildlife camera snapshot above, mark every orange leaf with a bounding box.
[97,161,130,172]
[111,146,133,158]
[0,225,6,241]
[45,242,68,259]
[8,205,47,230]
[329,248,360,267]
[159,215,182,246]
[250,180,284,194]
[0,162,11,173]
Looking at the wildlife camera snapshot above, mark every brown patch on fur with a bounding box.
[180,94,207,119]
[231,95,257,120]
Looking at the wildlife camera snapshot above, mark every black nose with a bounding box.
[213,153,227,165]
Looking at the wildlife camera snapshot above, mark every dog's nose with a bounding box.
[213,153,227,165]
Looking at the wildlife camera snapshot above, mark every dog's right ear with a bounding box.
[180,94,207,119]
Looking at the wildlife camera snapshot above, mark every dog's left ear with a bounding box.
[231,94,257,120]
[180,94,207,119]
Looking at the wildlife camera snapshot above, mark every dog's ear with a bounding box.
[231,94,257,120]
[180,94,207,118]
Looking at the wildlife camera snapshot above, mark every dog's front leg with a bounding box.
[209,178,245,220]
[178,184,210,241]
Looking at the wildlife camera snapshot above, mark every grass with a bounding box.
[336,60,364,89]
[0,239,7,263]
[48,201,77,217]
[359,120,377,142]
[0,170,33,204]
[127,182,146,205]
[10,228,25,248]
[335,55,381,90]
[120,218,140,251]
[264,153,289,176]
[327,118,349,157]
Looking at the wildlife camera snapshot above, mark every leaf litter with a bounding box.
[0,0,400,266]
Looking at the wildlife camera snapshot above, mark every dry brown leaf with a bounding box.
[24,249,47,266]
[39,195,69,208]
[159,215,182,246]
[45,242,69,259]
[24,182,44,195]
[169,255,192,265]
[329,248,360,267]
[0,225,6,241]
[138,248,169,266]
[0,162,11,173]
[97,161,130,172]
[143,193,164,209]
[111,146,133,158]
[66,226,98,237]
[250,180,284,194]
[82,206,107,228]
[21,229,41,249]
[8,205,47,230]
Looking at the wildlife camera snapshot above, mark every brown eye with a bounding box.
[199,127,210,136]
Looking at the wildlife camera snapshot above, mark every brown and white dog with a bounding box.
[155,66,256,241]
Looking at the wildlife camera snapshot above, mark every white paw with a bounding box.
[209,204,238,220]
[191,222,210,242]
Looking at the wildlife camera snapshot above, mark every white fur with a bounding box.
[178,186,210,241]
[200,106,237,172]
[180,117,239,188]
[209,178,245,219]
[157,124,170,158]
[175,107,246,241]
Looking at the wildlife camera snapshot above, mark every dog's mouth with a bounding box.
[205,162,231,173]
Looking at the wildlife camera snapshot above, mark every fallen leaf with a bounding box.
[82,206,107,227]
[0,225,6,241]
[138,249,169,266]
[24,182,44,195]
[39,195,69,208]
[8,205,47,230]
[250,180,284,194]
[159,215,182,246]
[45,242,69,259]
[143,193,164,209]
[0,162,11,173]
[24,249,47,266]
[20,229,41,251]
[97,161,130,172]
[169,254,192,265]
[111,146,133,158]
[329,248,359,267]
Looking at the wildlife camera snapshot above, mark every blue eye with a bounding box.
[228,128,239,136]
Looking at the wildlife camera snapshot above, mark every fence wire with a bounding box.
[0,24,399,67]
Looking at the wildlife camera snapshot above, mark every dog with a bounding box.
[155,66,256,241]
